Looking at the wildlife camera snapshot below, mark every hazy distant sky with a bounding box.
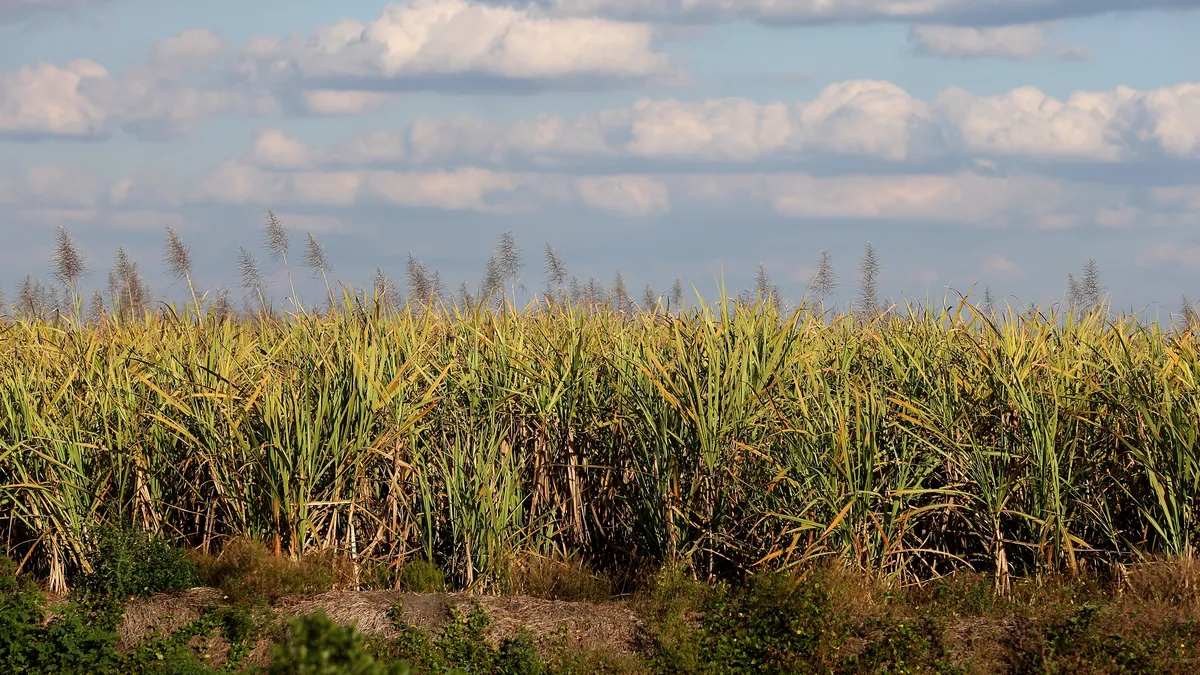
[3,0,1199,311]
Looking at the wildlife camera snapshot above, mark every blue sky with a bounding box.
[3,0,1200,313]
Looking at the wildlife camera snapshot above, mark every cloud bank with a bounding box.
[240,80,1200,172]
[235,0,675,92]
[478,0,1200,26]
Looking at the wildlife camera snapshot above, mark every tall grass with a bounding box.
[1,295,1198,595]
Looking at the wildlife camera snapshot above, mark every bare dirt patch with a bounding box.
[114,585,643,662]
[276,590,644,654]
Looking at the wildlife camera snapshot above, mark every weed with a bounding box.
[77,527,197,603]
[0,557,46,672]
[268,610,410,675]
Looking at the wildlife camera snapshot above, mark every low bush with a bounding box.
[76,527,198,603]
[0,557,43,672]
[268,610,411,675]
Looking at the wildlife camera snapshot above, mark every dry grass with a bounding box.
[192,538,356,605]
[507,554,614,602]
[117,587,225,650]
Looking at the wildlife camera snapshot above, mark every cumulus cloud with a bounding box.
[237,0,674,91]
[909,23,1093,61]
[1,0,679,141]
[0,60,110,138]
[0,29,256,141]
[793,80,939,161]
[248,79,1200,173]
[933,83,1200,161]
[364,168,521,211]
[577,175,670,215]
[479,0,1199,26]
[252,129,313,169]
[192,160,527,212]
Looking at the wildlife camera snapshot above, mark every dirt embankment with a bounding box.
[118,587,644,666]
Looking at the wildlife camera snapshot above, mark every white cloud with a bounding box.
[1133,84,1200,159]
[577,175,670,215]
[289,171,364,206]
[0,1,676,141]
[193,161,290,204]
[147,28,228,70]
[92,29,251,140]
[621,97,792,161]
[932,86,1123,161]
[238,0,673,88]
[981,253,1024,279]
[479,0,1196,25]
[192,161,524,212]
[933,84,1200,161]
[0,29,251,141]
[793,80,937,161]
[0,60,110,138]
[264,79,1200,171]
[909,23,1092,61]
[363,167,520,211]
[252,129,313,169]
[301,89,397,115]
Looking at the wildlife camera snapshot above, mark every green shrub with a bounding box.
[26,602,120,674]
[845,616,964,675]
[436,606,496,673]
[268,610,411,675]
[77,527,197,602]
[497,630,543,675]
[126,638,221,675]
[2,556,125,674]
[374,604,504,674]
[0,557,44,672]
[648,571,848,674]
[397,559,446,593]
